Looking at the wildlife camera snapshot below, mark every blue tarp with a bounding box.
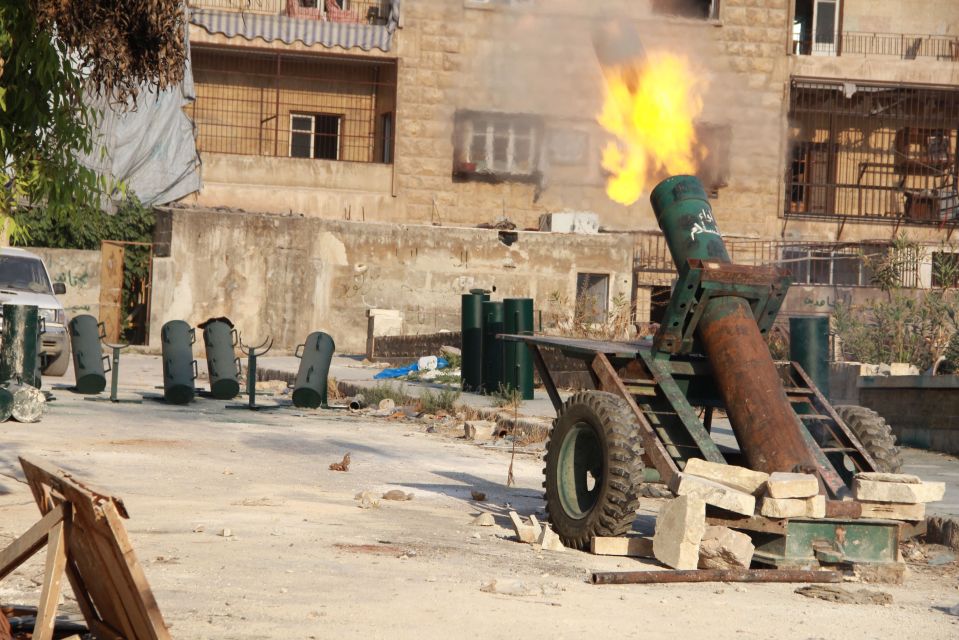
[374,357,449,380]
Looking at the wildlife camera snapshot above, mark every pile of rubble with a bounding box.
[653,462,944,572]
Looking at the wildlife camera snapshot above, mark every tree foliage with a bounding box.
[0,0,185,239]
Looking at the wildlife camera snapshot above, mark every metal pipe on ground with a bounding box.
[200,317,241,400]
[650,175,821,475]
[68,314,107,394]
[161,320,196,405]
[348,395,367,410]
[292,331,335,409]
[0,304,41,388]
[591,569,843,585]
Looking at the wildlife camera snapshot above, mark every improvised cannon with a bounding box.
[502,175,903,567]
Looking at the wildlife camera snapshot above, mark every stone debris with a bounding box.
[856,472,921,484]
[698,526,754,570]
[470,490,487,501]
[858,501,926,521]
[669,473,755,516]
[508,510,542,544]
[378,398,396,412]
[682,458,769,495]
[382,489,414,501]
[794,584,892,605]
[853,478,945,504]
[590,536,654,558]
[464,420,497,442]
[354,491,380,509]
[765,472,819,499]
[471,512,495,526]
[760,494,825,519]
[218,528,233,538]
[948,603,959,617]
[329,453,351,472]
[479,579,544,597]
[653,495,706,570]
[537,525,565,552]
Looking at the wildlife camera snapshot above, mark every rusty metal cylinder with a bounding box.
[650,175,819,474]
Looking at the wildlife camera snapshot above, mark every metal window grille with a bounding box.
[453,111,542,179]
[188,46,397,163]
[785,79,959,226]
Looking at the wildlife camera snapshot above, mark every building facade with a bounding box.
[161,0,959,347]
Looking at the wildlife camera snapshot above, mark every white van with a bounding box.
[0,248,70,376]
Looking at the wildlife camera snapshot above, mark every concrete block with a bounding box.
[653,495,706,570]
[508,510,542,544]
[669,473,756,516]
[682,458,769,495]
[761,497,806,518]
[805,494,826,518]
[853,479,945,504]
[858,501,926,521]
[464,420,496,441]
[538,526,565,552]
[855,472,921,485]
[590,536,654,558]
[698,526,755,570]
[766,472,819,499]
[889,362,920,376]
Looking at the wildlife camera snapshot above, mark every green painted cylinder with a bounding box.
[650,175,730,276]
[0,304,41,388]
[461,290,489,392]
[0,387,13,422]
[201,318,240,400]
[481,301,505,395]
[161,320,196,404]
[790,316,831,398]
[68,314,107,394]
[503,298,534,400]
[293,331,335,409]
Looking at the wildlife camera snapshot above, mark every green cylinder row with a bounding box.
[481,300,504,395]
[461,290,488,392]
[161,320,196,404]
[201,318,241,400]
[789,316,831,399]
[293,331,335,409]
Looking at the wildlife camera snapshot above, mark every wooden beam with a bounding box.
[33,520,68,640]
[0,504,65,582]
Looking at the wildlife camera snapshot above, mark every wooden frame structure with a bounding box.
[0,457,170,639]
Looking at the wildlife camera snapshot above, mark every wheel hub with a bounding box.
[556,421,604,519]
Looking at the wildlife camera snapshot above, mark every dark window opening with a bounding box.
[576,273,610,324]
[453,110,543,182]
[793,0,841,56]
[785,80,959,226]
[290,113,341,160]
[651,0,719,20]
[380,112,393,163]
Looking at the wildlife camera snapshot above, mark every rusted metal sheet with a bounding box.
[591,568,842,585]
[825,500,863,519]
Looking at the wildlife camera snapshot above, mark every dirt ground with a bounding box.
[0,360,958,639]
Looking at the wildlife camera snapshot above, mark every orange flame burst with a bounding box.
[597,52,705,206]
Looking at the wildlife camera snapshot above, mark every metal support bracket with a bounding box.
[652,259,791,356]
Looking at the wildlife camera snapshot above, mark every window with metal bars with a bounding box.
[453,111,543,182]
[785,79,959,225]
[188,46,396,164]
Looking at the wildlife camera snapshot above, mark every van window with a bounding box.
[0,256,53,294]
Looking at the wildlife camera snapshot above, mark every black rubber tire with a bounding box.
[544,391,644,550]
[835,405,903,474]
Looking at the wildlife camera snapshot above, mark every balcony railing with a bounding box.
[793,32,959,61]
[189,0,391,24]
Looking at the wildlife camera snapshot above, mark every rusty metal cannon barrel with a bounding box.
[650,175,820,474]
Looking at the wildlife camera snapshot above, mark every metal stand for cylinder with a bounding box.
[226,335,280,411]
[86,342,141,404]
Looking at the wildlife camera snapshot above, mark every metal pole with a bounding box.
[591,569,842,585]
[110,346,121,402]
[651,176,821,475]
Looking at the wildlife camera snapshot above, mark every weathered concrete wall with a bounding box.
[859,377,959,456]
[842,0,959,36]
[150,208,635,353]
[28,248,101,319]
